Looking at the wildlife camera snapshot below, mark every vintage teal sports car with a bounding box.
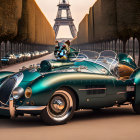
[0,50,140,125]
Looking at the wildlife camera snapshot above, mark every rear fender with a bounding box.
[130,68,140,104]
[118,53,137,69]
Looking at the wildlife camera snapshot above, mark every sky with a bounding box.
[35,0,97,38]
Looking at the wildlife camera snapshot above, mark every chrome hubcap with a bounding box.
[52,97,65,112]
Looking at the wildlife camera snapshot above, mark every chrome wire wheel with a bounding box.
[41,88,76,125]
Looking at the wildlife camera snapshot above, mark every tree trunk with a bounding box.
[133,37,135,61]
[123,40,127,53]
[115,40,117,52]
[128,39,130,54]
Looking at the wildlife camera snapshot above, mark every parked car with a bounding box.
[34,51,40,58]
[15,54,24,63]
[23,53,31,61]
[30,52,36,59]
[1,54,17,65]
[0,50,140,125]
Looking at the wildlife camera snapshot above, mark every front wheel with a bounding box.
[41,88,76,125]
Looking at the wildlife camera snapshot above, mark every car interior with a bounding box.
[118,64,134,80]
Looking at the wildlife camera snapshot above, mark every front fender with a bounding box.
[130,68,140,104]
[26,73,70,106]
[26,73,79,106]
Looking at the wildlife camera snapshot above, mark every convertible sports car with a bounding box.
[0,50,140,125]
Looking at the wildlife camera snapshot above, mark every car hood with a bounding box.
[21,69,41,82]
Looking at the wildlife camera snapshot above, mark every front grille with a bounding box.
[0,77,16,104]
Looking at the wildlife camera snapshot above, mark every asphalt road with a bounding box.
[0,54,140,140]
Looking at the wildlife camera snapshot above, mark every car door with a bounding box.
[77,72,117,108]
[85,74,118,108]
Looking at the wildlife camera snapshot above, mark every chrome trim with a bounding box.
[1,105,46,112]
[0,106,9,110]
[0,101,8,106]
[12,72,24,89]
[0,78,16,105]
[117,92,126,95]
[9,97,16,119]
[16,106,46,111]
[12,87,24,100]
[79,88,106,91]
[52,99,65,111]
[0,72,24,105]
[2,98,46,118]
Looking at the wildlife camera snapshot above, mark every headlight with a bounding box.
[12,87,24,100]
[25,87,32,98]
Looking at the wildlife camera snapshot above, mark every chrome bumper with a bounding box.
[9,98,16,119]
[0,98,46,118]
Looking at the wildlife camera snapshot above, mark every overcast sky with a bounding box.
[35,0,97,38]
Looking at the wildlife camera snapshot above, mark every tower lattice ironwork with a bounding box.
[53,0,77,39]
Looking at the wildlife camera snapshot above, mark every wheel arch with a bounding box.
[58,86,79,110]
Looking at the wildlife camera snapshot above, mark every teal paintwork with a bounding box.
[74,61,110,75]
[118,53,137,69]
[0,71,14,79]
[40,60,74,72]
[21,70,41,82]
[0,71,14,84]
[23,68,134,109]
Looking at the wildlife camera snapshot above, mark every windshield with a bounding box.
[95,50,119,76]
[73,50,99,61]
[99,50,117,59]
[80,50,99,60]
[52,49,119,76]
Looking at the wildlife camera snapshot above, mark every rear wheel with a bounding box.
[41,88,76,125]
[132,103,140,114]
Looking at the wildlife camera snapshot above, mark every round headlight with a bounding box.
[12,87,24,100]
[25,87,32,98]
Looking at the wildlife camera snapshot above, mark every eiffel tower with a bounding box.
[53,0,77,39]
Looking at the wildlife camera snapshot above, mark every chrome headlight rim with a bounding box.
[12,87,24,100]
[25,87,32,99]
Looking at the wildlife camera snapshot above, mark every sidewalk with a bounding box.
[0,53,55,72]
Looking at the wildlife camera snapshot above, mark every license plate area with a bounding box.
[126,86,135,92]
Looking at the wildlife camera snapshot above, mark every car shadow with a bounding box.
[72,106,134,122]
[0,106,135,128]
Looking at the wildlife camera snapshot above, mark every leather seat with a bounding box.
[118,64,134,80]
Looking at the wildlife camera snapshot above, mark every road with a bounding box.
[0,53,55,72]
[0,54,140,140]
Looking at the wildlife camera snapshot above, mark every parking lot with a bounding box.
[0,54,140,140]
